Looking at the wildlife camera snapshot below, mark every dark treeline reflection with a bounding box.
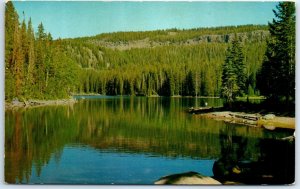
[213,124,295,184]
[5,97,294,183]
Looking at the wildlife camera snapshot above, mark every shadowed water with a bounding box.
[5,96,294,184]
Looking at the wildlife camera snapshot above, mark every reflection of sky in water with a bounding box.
[29,145,215,184]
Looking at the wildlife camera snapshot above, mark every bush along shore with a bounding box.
[5,97,77,110]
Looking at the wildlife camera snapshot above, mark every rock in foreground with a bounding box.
[154,171,221,185]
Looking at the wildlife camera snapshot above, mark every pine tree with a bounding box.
[35,22,47,95]
[183,70,196,96]
[37,22,47,41]
[25,18,35,97]
[5,1,19,69]
[12,24,24,97]
[5,1,19,100]
[257,2,295,102]
[231,38,246,95]
[221,37,245,103]
[221,52,239,103]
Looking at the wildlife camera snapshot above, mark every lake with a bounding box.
[5,96,295,184]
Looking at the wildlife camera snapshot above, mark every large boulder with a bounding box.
[154,171,221,185]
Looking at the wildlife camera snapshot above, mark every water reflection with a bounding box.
[213,123,295,184]
[213,124,249,182]
[5,97,294,184]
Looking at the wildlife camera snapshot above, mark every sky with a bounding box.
[12,1,279,39]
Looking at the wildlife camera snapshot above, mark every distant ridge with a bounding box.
[65,24,269,50]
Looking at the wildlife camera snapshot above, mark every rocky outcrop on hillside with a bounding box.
[87,30,269,50]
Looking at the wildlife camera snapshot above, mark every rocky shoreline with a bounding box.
[195,111,295,130]
[5,98,77,110]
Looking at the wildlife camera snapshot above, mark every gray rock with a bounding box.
[154,171,221,185]
[12,97,19,105]
[263,114,275,120]
[11,97,24,107]
[263,125,276,130]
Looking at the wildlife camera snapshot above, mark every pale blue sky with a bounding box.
[12,1,278,39]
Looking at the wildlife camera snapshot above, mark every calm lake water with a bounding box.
[5,96,295,184]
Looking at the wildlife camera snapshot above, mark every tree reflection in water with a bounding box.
[5,97,295,184]
[213,123,295,184]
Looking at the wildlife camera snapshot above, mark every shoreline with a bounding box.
[5,98,77,110]
[195,111,295,130]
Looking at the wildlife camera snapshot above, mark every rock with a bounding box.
[263,114,275,120]
[12,98,20,105]
[11,97,24,107]
[281,135,295,142]
[154,171,221,185]
[263,125,276,130]
[223,181,243,185]
[232,166,241,174]
[224,114,232,118]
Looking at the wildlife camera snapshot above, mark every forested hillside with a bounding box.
[61,26,268,97]
[5,1,269,100]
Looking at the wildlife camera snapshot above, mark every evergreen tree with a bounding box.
[5,2,81,100]
[37,22,47,41]
[25,18,35,96]
[158,71,174,96]
[35,22,47,94]
[183,70,196,96]
[231,38,246,95]
[221,37,245,103]
[12,24,24,97]
[5,1,19,100]
[5,1,19,69]
[257,2,295,102]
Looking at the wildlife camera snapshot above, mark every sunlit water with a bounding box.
[5,96,294,184]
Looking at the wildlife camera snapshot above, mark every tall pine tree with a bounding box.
[221,36,246,103]
[257,2,295,102]
[25,18,36,97]
[5,1,19,100]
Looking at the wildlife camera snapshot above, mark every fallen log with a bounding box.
[188,107,213,114]
[188,106,224,114]
[229,113,260,121]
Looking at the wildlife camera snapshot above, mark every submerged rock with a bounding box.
[263,125,276,130]
[154,171,221,185]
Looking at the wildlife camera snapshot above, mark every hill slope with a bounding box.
[60,25,268,96]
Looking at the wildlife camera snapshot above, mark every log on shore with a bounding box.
[188,106,224,114]
[229,113,260,121]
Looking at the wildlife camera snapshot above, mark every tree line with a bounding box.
[62,40,266,97]
[78,24,268,43]
[5,1,80,100]
[5,2,295,104]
